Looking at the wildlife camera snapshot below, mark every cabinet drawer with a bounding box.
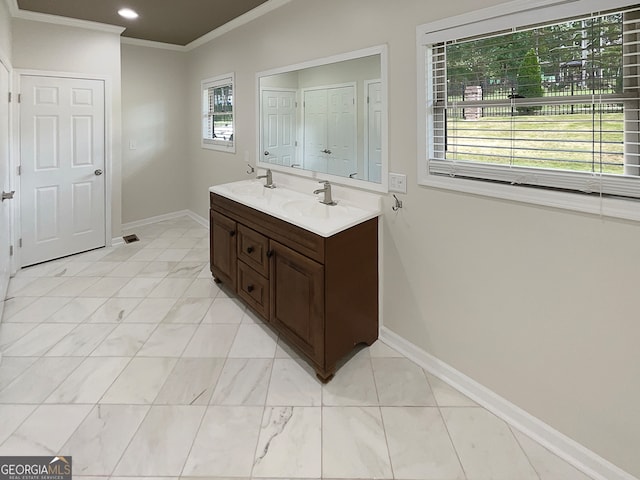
[237,261,269,319]
[237,225,269,277]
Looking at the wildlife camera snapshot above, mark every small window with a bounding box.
[202,73,235,152]
[418,1,640,219]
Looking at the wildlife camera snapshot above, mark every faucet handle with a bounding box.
[318,180,330,185]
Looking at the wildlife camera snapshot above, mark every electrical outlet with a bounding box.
[389,173,407,193]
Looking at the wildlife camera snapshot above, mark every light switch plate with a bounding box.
[389,172,407,193]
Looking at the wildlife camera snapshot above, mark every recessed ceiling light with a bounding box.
[118,8,139,19]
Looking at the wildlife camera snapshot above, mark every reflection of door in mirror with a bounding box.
[303,84,356,177]
[328,87,356,178]
[257,47,386,190]
[303,89,328,173]
[261,89,297,166]
[366,80,383,183]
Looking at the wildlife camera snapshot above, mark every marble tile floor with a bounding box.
[0,216,594,480]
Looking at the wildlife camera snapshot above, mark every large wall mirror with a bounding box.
[256,45,388,192]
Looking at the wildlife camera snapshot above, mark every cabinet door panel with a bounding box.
[270,240,324,363]
[210,209,237,288]
[237,260,269,319]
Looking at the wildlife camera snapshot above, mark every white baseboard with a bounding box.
[110,237,125,247]
[379,326,637,480]
[185,210,208,228]
[121,210,194,231]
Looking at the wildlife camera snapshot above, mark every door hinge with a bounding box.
[19,238,22,248]
[295,140,298,147]
[295,101,298,108]
[17,165,21,176]
[9,245,13,256]
[367,96,370,104]
[8,92,11,102]
[18,93,21,103]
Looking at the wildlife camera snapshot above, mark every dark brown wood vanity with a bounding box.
[209,191,379,381]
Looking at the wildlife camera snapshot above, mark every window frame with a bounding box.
[417,0,640,221]
[201,72,235,153]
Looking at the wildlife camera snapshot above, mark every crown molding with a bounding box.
[121,36,185,52]
[11,6,125,35]
[185,0,292,51]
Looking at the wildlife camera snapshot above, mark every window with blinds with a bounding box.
[423,2,640,199]
[202,73,235,152]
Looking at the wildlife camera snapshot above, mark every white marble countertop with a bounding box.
[209,179,381,237]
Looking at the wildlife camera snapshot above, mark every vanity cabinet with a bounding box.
[209,209,237,286]
[209,191,378,381]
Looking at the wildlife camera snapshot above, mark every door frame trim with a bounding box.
[0,50,13,277]
[12,69,113,269]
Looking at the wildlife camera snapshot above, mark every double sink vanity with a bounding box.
[209,175,381,381]
[209,43,388,380]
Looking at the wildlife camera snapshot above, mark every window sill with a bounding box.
[202,140,235,154]
[418,173,640,222]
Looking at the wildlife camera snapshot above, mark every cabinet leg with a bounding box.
[213,277,222,284]
[316,371,335,384]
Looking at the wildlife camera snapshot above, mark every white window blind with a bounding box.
[424,3,640,199]
[202,73,234,152]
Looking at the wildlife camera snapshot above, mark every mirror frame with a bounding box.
[256,44,388,193]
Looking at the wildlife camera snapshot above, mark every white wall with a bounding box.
[186,0,640,477]
[121,44,188,224]
[12,19,123,238]
[0,0,11,62]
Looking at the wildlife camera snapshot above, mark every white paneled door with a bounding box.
[20,76,106,267]
[262,89,297,167]
[303,85,356,177]
[326,86,356,178]
[0,60,11,310]
[366,80,382,183]
[303,88,328,174]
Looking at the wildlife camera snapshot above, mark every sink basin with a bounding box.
[230,182,268,197]
[281,199,349,219]
[211,179,381,237]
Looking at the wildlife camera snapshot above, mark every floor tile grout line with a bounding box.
[368,353,396,479]
[104,403,154,477]
[174,402,209,479]
[439,405,470,480]
[0,403,39,449]
[509,423,544,480]
[248,326,277,479]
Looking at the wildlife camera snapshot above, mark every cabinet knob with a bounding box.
[266,250,274,258]
[247,246,254,254]
[247,285,254,293]
[229,230,236,237]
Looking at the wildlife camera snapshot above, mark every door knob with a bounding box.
[264,150,270,156]
[94,169,103,176]
[1,190,15,202]
[321,149,332,154]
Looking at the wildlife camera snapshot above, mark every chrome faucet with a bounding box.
[313,180,337,205]
[256,169,275,188]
